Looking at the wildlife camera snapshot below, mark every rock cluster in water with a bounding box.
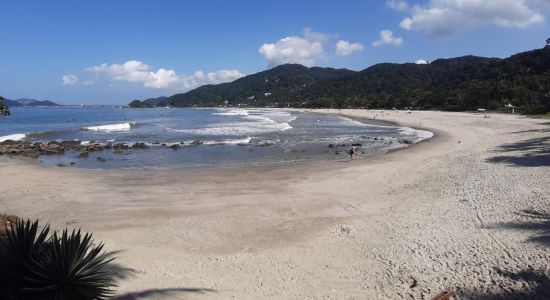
[0,140,167,158]
[0,139,262,159]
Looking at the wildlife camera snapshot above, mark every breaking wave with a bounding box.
[0,133,27,142]
[84,122,136,132]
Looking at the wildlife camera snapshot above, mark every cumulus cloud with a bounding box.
[85,60,243,90]
[372,30,404,47]
[335,40,365,56]
[400,0,545,37]
[62,74,78,85]
[258,28,329,67]
[415,59,430,64]
[387,0,409,11]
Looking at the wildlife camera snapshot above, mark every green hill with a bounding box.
[131,46,550,114]
[168,64,355,107]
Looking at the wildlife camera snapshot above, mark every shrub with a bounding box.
[0,219,116,300]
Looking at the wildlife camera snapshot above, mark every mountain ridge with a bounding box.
[131,46,550,113]
[2,98,60,107]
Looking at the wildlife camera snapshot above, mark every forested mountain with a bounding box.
[1,98,60,107]
[167,64,355,107]
[130,46,550,113]
[298,48,550,113]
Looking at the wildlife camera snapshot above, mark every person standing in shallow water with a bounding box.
[349,146,357,162]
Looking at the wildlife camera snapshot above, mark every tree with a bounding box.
[0,96,10,116]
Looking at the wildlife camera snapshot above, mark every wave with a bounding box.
[399,127,434,142]
[84,122,136,132]
[213,109,249,116]
[167,120,291,136]
[173,109,295,136]
[0,133,27,142]
[202,137,252,145]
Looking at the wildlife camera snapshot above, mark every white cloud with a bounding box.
[85,60,243,90]
[387,0,409,11]
[415,59,429,64]
[62,74,78,85]
[259,28,328,67]
[372,30,404,47]
[400,0,545,37]
[335,40,365,56]
[206,70,245,83]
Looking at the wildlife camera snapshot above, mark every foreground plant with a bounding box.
[0,219,116,300]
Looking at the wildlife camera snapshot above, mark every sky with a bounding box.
[1,0,549,105]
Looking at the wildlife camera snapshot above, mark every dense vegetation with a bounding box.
[0,219,116,300]
[0,96,10,116]
[128,99,153,108]
[132,46,550,114]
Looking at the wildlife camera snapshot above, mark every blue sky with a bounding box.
[1,0,549,104]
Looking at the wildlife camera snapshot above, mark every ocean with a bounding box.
[0,107,433,170]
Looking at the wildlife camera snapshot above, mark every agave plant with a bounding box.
[0,219,116,300]
[0,220,50,300]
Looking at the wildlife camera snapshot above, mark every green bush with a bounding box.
[0,220,116,300]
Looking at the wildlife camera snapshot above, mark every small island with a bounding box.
[128,99,153,108]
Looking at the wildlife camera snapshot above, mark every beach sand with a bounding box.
[1,110,549,299]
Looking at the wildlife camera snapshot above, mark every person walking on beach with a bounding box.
[349,146,357,162]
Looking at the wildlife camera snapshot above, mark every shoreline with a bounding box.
[1,108,436,171]
[1,109,549,299]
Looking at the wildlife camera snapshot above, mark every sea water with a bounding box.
[0,107,432,170]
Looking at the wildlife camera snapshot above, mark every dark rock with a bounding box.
[96,156,106,162]
[132,142,149,149]
[60,140,81,149]
[169,144,181,150]
[113,143,126,150]
[352,143,362,147]
[190,140,203,145]
[328,144,335,148]
[56,163,65,167]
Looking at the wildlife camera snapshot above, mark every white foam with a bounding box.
[169,109,295,136]
[399,127,434,142]
[337,116,433,143]
[0,133,27,142]
[213,109,249,116]
[202,137,252,145]
[169,120,291,136]
[84,122,136,132]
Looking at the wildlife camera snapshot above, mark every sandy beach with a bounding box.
[1,110,549,299]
